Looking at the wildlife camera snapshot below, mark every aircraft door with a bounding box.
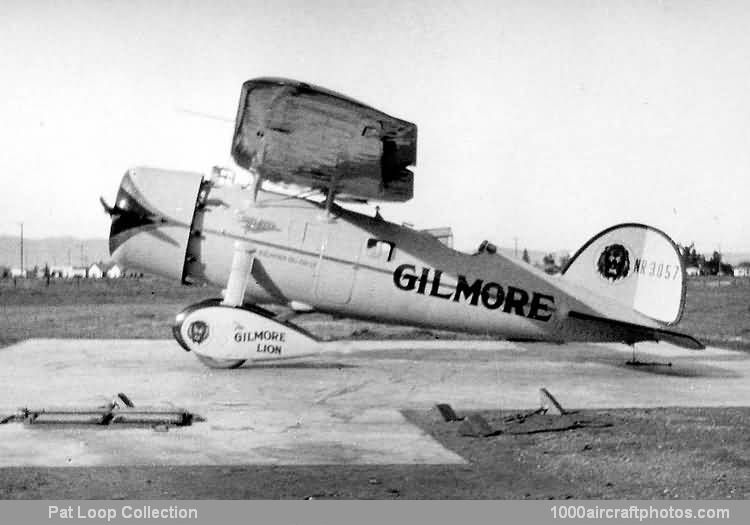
[302,222,357,304]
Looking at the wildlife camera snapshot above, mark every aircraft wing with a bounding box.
[231,78,417,202]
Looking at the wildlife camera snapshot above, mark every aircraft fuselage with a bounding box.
[109,168,641,345]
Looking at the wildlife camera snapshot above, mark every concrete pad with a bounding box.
[2,338,750,467]
[0,339,467,467]
[324,338,750,411]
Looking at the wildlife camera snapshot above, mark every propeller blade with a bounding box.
[100,196,117,216]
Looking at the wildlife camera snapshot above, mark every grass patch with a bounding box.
[0,276,748,350]
[672,278,750,350]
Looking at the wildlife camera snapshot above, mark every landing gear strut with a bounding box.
[625,343,672,367]
[173,242,320,368]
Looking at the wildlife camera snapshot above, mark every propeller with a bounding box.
[99,196,120,216]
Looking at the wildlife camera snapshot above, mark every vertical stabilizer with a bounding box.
[562,223,686,325]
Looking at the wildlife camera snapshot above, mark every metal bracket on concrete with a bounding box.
[457,414,496,437]
[0,393,203,428]
[539,387,566,415]
[503,407,547,423]
[434,403,463,422]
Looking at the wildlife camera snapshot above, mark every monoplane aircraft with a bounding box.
[102,78,702,368]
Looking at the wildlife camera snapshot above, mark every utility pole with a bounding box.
[19,222,24,272]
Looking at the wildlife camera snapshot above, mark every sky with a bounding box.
[1,0,748,254]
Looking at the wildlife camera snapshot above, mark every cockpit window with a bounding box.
[366,238,395,261]
[208,166,253,188]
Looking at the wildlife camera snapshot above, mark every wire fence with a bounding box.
[688,276,750,287]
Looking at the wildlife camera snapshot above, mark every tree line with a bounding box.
[517,243,735,276]
[680,243,734,276]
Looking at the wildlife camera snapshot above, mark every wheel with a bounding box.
[195,354,246,369]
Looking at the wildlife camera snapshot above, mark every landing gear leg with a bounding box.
[193,241,256,369]
[222,241,256,307]
[625,343,646,366]
[625,343,672,368]
[173,242,321,368]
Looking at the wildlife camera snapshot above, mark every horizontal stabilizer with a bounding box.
[569,311,705,350]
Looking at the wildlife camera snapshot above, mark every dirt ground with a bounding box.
[0,407,747,499]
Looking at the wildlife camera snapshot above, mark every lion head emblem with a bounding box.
[187,320,209,344]
[597,243,630,282]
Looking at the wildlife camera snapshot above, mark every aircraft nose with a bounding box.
[106,167,204,281]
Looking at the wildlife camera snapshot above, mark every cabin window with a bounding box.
[303,223,325,253]
[366,238,395,261]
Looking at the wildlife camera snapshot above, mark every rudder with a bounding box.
[562,223,686,325]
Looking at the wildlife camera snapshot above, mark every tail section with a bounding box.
[562,223,686,326]
[568,311,704,350]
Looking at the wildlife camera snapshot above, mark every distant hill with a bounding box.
[0,236,109,269]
